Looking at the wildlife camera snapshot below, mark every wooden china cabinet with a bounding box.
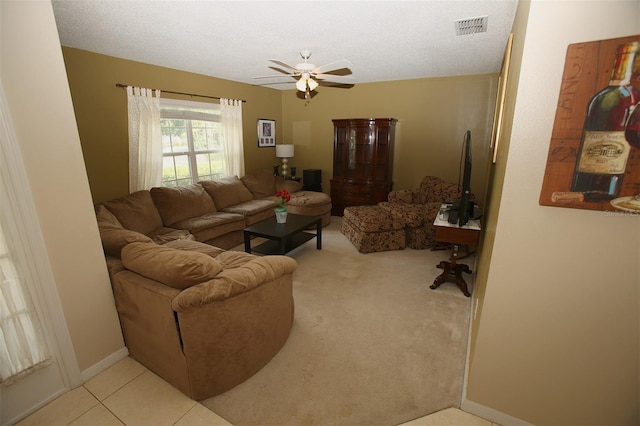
[330,118,397,216]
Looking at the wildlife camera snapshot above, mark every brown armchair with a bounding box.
[378,176,472,249]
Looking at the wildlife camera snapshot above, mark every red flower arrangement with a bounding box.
[275,189,291,209]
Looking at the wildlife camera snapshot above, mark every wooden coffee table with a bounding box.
[243,214,322,255]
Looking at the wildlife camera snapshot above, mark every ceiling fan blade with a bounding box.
[314,59,353,74]
[252,74,295,79]
[269,59,298,71]
[251,81,296,87]
[314,74,355,84]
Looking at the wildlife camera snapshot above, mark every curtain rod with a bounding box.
[115,83,246,103]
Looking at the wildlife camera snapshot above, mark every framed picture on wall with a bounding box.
[491,33,513,164]
[539,34,640,213]
[257,119,276,147]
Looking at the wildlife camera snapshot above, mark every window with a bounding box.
[160,99,224,187]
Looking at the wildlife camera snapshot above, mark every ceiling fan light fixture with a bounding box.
[307,78,319,91]
[295,78,307,92]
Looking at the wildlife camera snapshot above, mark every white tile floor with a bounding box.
[17,357,499,426]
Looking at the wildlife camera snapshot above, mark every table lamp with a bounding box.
[276,144,294,178]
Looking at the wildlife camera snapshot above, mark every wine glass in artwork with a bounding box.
[611,104,640,212]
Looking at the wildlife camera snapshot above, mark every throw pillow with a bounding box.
[150,184,216,226]
[121,242,223,289]
[199,177,253,210]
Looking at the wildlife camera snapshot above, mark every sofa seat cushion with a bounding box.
[150,184,217,226]
[172,212,246,243]
[199,177,253,210]
[121,242,223,290]
[102,190,164,235]
[221,199,276,217]
[288,191,331,207]
[170,254,297,310]
[147,227,195,244]
[162,239,226,257]
[387,189,420,204]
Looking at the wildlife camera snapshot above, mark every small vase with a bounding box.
[275,208,288,224]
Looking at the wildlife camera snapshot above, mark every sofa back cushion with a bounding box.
[150,184,216,226]
[241,169,276,199]
[121,242,223,289]
[95,204,153,258]
[199,177,253,210]
[102,191,164,235]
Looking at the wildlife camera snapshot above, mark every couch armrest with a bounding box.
[171,256,297,311]
[388,189,421,204]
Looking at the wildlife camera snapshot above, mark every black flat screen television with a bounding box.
[448,130,473,226]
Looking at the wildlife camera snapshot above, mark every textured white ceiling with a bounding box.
[52,0,518,90]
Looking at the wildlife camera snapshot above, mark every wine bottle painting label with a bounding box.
[575,131,630,174]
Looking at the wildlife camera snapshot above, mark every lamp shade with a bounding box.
[276,144,294,158]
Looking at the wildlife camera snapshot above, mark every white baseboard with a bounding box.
[80,346,129,383]
[461,399,532,425]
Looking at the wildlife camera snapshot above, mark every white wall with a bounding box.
[1,0,125,372]
[466,1,640,424]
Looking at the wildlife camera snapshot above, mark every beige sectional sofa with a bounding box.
[105,238,296,400]
[96,169,331,254]
[93,170,331,399]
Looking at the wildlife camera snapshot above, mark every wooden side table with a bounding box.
[431,204,481,297]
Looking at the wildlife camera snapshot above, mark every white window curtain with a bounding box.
[127,86,162,192]
[220,98,245,177]
[0,85,51,385]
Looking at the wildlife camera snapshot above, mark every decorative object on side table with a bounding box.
[275,189,291,223]
[276,144,295,178]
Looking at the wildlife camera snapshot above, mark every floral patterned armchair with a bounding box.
[377,176,474,249]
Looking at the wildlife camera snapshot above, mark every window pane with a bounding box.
[192,124,207,152]
[192,120,220,152]
[162,156,177,181]
[196,152,226,181]
[208,124,224,151]
[161,118,188,153]
[174,155,191,179]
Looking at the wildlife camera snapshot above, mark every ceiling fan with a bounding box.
[254,49,354,99]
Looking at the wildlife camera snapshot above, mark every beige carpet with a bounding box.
[202,218,473,426]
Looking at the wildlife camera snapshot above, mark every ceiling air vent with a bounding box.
[454,16,488,36]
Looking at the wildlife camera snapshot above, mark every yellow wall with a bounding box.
[465,0,640,424]
[62,47,497,204]
[62,47,284,203]
[1,2,124,372]
[280,75,497,199]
